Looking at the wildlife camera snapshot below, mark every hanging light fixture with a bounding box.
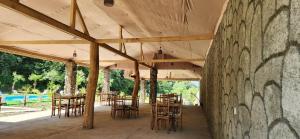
[104,0,114,7]
[72,50,77,58]
[158,46,163,54]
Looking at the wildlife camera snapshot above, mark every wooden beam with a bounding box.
[96,33,213,43]
[76,58,204,63]
[69,0,76,28]
[75,1,89,35]
[154,78,201,81]
[0,0,151,68]
[0,0,95,42]
[0,33,213,45]
[0,45,67,63]
[83,42,99,129]
[0,40,86,45]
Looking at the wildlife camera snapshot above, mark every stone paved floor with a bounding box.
[0,104,211,139]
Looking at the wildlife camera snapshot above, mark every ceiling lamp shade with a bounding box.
[104,0,114,7]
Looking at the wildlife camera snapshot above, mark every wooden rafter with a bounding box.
[0,0,151,69]
[75,1,89,35]
[0,33,213,45]
[70,0,76,28]
[0,45,89,67]
[76,58,204,63]
[146,78,201,81]
[0,45,67,63]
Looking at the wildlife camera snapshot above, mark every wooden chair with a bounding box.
[0,96,6,112]
[51,93,68,118]
[70,94,84,116]
[173,94,183,130]
[154,99,171,132]
[80,94,86,115]
[111,95,124,119]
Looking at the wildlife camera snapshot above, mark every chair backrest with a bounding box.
[155,99,170,117]
[112,95,124,108]
[52,93,62,106]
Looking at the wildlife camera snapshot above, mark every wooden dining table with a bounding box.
[60,95,85,117]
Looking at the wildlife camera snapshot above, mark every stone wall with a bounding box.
[201,0,300,139]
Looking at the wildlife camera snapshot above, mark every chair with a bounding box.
[69,94,84,116]
[51,93,68,118]
[0,96,6,112]
[173,94,183,130]
[111,95,124,119]
[154,99,171,132]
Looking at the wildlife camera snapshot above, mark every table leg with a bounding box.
[67,99,70,117]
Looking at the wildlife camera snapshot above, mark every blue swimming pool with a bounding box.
[2,95,50,102]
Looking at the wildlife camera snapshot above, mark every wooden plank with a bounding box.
[96,33,214,43]
[83,42,99,129]
[0,0,152,68]
[0,40,87,45]
[0,0,95,42]
[70,0,76,28]
[76,58,204,63]
[75,1,89,35]
[154,78,201,81]
[0,45,67,63]
[0,34,213,45]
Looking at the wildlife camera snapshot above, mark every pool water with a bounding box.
[1,95,50,103]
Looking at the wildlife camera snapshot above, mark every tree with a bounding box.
[28,73,43,89]
[76,70,87,91]
[12,72,25,92]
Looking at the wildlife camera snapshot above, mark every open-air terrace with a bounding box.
[0,0,299,139]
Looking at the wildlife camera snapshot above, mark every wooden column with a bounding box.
[150,68,158,104]
[102,68,110,93]
[132,61,140,106]
[64,60,77,95]
[139,79,146,103]
[83,42,99,129]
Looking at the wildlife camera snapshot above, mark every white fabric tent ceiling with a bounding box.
[0,0,226,79]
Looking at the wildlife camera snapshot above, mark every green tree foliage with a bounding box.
[109,70,133,95]
[157,81,199,105]
[28,73,43,89]
[12,72,25,91]
[76,70,87,90]
[158,81,174,94]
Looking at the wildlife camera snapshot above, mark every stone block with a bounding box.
[249,96,268,139]
[264,84,282,125]
[263,10,288,59]
[262,0,275,29]
[269,122,297,139]
[238,105,251,134]
[244,80,253,109]
[254,56,283,96]
[290,0,300,41]
[282,46,300,134]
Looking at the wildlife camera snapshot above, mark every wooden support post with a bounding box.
[83,42,99,129]
[64,60,77,95]
[150,68,158,104]
[132,61,140,106]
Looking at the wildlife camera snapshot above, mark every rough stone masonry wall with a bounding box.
[201,0,300,139]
